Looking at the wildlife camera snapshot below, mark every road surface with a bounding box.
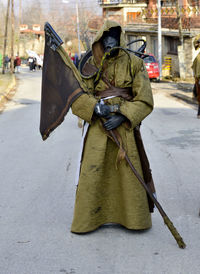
[0,68,199,274]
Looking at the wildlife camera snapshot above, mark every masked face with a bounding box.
[102,36,119,53]
[102,27,120,57]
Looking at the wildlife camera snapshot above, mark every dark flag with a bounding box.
[40,22,84,140]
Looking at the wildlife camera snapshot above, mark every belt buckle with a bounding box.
[110,104,119,113]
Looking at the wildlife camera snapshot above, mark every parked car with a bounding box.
[143,54,159,81]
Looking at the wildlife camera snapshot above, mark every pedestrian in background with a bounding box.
[71,53,75,64]
[4,55,10,70]
[33,57,37,71]
[192,34,200,118]
[14,55,21,73]
[73,52,79,68]
[27,56,34,71]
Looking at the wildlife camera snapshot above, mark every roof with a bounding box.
[20,29,44,35]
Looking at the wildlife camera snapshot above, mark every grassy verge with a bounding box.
[0,72,16,112]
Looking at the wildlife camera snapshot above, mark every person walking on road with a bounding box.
[192,34,200,118]
[14,55,21,73]
[27,56,35,71]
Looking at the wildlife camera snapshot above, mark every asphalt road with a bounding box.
[0,68,199,274]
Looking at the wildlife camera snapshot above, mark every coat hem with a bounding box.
[71,221,152,234]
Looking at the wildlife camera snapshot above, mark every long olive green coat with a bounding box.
[192,52,200,103]
[71,20,154,233]
[192,52,200,78]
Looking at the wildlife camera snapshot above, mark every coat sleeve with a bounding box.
[71,64,98,123]
[120,59,154,129]
[71,92,97,124]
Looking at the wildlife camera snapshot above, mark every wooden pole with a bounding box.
[2,0,10,74]
[157,0,162,79]
[17,0,22,55]
[105,125,186,249]
[10,0,15,73]
[176,0,183,46]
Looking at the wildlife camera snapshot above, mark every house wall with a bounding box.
[126,32,159,57]
[162,36,179,76]
[17,34,44,58]
[165,54,179,77]
[100,0,200,79]
[103,8,124,25]
[184,37,194,78]
[126,30,198,78]
[162,36,195,78]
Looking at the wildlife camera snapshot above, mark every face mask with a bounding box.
[102,36,119,53]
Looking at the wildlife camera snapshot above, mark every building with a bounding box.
[98,0,200,79]
[19,24,44,57]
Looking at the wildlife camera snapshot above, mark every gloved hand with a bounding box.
[103,113,126,130]
[94,103,110,118]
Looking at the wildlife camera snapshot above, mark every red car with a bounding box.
[143,54,160,81]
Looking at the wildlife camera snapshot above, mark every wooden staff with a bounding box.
[107,127,186,249]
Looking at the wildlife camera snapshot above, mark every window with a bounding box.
[161,0,175,7]
[128,35,146,52]
[165,36,180,55]
[187,0,200,8]
[143,55,156,63]
[127,12,140,23]
[152,36,158,58]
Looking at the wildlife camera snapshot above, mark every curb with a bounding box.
[0,74,16,105]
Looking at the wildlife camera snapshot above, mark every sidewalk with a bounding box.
[172,81,197,106]
[0,71,16,111]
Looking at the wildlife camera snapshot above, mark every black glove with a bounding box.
[103,113,126,130]
[94,103,110,118]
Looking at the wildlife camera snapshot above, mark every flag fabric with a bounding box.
[40,34,84,140]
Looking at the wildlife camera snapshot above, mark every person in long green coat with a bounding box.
[191,34,200,118]
[70,20,154,233]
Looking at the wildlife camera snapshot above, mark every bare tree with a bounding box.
[2,0,10,74]
[79,8,94,50]
[10,0,15,73]
[0,2,7,52]
[176,0,183,46]
[18,0,100,54]
[21,0,45,26]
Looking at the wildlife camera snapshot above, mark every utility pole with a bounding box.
[76,0,81,58]
[62,0,81,58]
[176,0,185,79]
[176,0,183,46]
[10,0,15,73]
[2,0,10,74]
[157,0,162,79]
[18,0,22,55]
